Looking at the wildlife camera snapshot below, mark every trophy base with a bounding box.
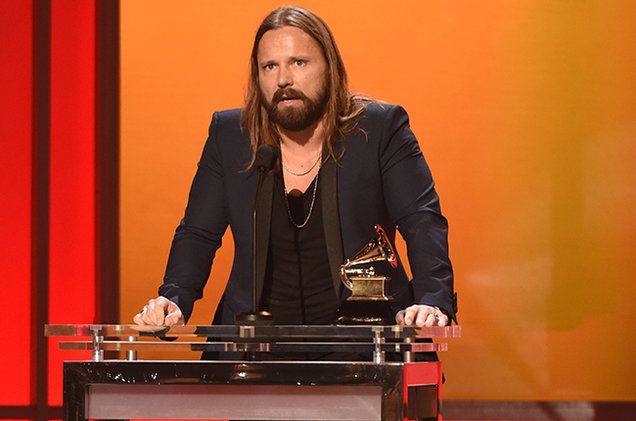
[336,299,395,325]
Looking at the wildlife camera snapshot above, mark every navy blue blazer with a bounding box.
[159,102,456,324]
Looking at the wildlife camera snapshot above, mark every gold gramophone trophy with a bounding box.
[337,225,398,325]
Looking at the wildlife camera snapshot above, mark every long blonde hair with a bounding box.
[241,6,367,166]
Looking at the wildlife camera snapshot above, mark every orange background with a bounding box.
[120,1,636,400]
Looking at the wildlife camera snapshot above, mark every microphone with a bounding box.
[253,144,280,172]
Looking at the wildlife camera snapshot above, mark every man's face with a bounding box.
[257,26,329,132]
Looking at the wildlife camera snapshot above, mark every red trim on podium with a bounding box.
[47,0,96,405]
[403,361,443,421]
[0,0,33,406]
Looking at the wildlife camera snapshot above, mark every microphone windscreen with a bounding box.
[254,144,280,171]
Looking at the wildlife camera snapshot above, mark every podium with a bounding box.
[46,324,460,421]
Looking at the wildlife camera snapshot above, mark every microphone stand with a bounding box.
[235,153,275,327]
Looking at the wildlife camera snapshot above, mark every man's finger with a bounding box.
[141,309,156,325]
[133,297,183,326]
[425,312,438,327]
[148,298,168,325]
[134,305,152,325]
[404,305,422,325]
[395,310,405,324]
[145,299,157,324]
[165,303,184,326]
[403,308,417,325]
[416,310,435,327]
[436,314,449,327]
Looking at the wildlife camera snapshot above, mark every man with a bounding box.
[134,6,456,330]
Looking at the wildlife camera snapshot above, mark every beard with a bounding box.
[262,84,329,131]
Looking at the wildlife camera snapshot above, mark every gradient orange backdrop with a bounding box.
[120,1,636,400]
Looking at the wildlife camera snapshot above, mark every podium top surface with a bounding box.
[45,324,461,339]
[45,324,460,360]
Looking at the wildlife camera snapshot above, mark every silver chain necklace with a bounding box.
[284,169,320,229]
[282,151,322,176]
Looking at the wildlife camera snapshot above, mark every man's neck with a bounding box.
[278,120,325,154]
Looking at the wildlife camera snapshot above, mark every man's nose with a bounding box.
[277,66,293,88]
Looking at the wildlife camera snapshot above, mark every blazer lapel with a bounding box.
[321,156,345,300]
[254,171,274,306]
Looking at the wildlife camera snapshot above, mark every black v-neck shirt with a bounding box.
[259,170,339,325]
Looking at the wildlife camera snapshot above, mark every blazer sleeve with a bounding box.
[379,105,457,322]
[159,112,229,322]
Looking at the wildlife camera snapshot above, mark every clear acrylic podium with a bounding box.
[45,324,460,421]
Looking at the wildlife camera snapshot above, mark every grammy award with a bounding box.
[337,225,398,325]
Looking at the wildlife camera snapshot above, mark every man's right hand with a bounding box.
[133,296,185,326]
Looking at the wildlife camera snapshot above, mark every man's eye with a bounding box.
[263,64,276,71]
[295,60,306,66]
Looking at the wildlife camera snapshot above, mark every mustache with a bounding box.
[272,88,308,104]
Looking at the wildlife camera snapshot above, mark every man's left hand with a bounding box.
[396,304,449,327]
